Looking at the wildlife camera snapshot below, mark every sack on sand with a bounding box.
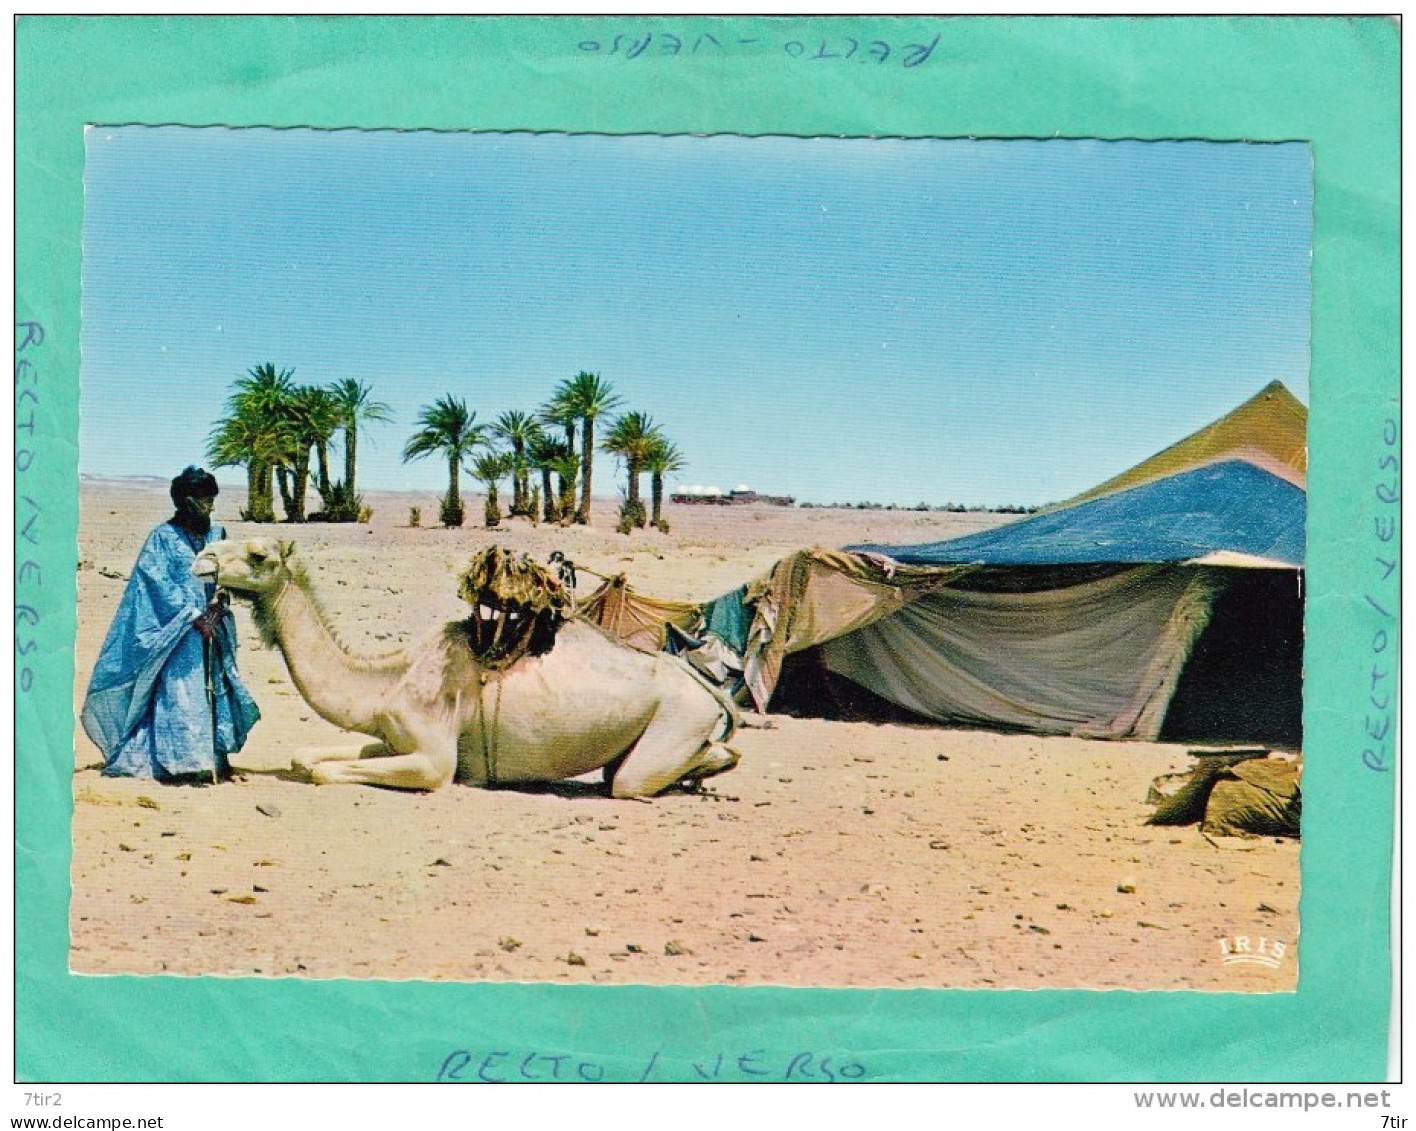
[1147,763,1228,826]
[1201,758,1301,838]
[1146,754,1301,838]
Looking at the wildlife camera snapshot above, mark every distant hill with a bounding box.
[80,474,171,489]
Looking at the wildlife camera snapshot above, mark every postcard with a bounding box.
[16,15,1398,1088]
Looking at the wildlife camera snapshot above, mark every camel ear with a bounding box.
[280,539,296,562]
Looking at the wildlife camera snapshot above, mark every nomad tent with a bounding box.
[581,382,1305,747]
[830,458,1304,743]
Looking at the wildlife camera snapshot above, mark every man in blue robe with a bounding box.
[82,467,260,783]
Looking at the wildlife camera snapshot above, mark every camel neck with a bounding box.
[263,573,403,735]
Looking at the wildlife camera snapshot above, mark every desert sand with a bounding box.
[69,482,1299,990]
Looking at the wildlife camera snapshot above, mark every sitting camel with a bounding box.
[193,538,740,797]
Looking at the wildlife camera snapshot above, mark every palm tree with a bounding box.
[401,395,488,527]
[544,445,581,524]
[540,395,579,520]
[235,363,296,422]
[528,434,567,525]
[328,378,393,501]
[206,410,285,523]
[493,410,543,518]
[541,392,578,454]
[643,436,686,529]
[223,363,298,521]
[602,411,660,526]
[301,385,343,505]
[472,451,514,528]
[552,371,622,525]
[278,384,341,522]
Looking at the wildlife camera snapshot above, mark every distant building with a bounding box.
[671,488,795,507]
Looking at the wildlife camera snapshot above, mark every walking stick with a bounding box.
[203,629,219,786]
[201,588,228,786]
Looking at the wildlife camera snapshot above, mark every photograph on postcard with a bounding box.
[71,127,1308,991]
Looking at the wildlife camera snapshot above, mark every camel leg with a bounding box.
[292,741,386,775]
[309,737,458,791]
[678,743,740,787]
[600,752,628,790]
[609,711,741,799]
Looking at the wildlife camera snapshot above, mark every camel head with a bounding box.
[194,537,297,597]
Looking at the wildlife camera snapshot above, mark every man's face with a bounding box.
[190,495,216,516]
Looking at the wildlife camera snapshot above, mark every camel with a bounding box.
[192,538,740,797]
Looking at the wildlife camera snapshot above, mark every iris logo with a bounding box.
[1218,934,1288,968]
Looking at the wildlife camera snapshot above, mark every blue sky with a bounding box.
[80,128,1311,507]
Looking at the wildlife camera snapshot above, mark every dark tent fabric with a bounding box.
[699,585,753,654]
[847,460,1305,569]
[1158,569,1303,746]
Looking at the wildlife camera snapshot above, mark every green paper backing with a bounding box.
[15,15,1398,1082]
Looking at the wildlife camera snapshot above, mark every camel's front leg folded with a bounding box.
[308,735,457,791]
[292,741,386,776]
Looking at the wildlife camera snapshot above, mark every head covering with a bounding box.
[169,466,219,537]
[170,466,219,506]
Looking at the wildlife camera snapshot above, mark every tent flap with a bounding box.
[819,564,1224,739]
[577,574,699,653]
[741,551,975,710]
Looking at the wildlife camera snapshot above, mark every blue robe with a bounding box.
[82,521,260,781]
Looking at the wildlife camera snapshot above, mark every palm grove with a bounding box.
[208,367,685,532]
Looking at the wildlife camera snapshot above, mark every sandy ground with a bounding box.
[69,482,1299,990]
